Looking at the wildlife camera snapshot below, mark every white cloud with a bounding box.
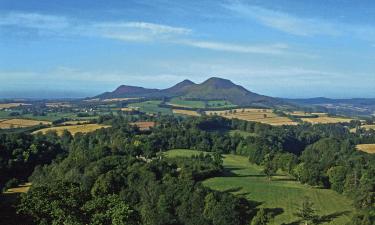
[179,40,288,54]
[224,2,375,41]
[0,12,69,30]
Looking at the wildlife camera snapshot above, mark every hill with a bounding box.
[95,77,290,107]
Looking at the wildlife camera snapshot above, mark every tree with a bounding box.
[295,197,318,225]
[250,208,269,225]
[263,154,277,181]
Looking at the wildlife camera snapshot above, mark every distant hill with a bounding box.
[95,77,290,107]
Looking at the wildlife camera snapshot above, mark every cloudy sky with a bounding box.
[0,0,374,98]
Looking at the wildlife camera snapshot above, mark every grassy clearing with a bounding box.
[228,130,258,138]
[32,124,110,135]
[165,149,354,225]
[3,183,32,194]
[205,108,297,126]
[356,144,375,154]
[0,119,51,129]
[172,109,200,116]
[128,101,172,115]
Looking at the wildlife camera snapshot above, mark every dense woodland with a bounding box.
[0,114,374,224]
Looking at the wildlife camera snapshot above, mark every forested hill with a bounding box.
[95,77,289,107]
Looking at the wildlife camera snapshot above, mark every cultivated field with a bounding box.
[172,109,200,116]
[61,120,90,125]
[0,103,30,109]
[102,97,141,102]
[33,124,110,135]
[121,107,139,112]
[0,119,51,129]
[165,149,354,225]
[360,125,375,131]
[167,98,236,109]
[205,108,297,126]
[128,101,172,115]
[46,102,72,108]
[129,121,156,131]
[356,144,375,154]
[301,113,352,124]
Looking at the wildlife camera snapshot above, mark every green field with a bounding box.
[0,111,98,122]
[128,100,172,114]
[164,149,354,225]
[167,98,236,109]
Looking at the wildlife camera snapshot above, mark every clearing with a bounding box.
[32,124,110,135]
[205,108,297,126]
[164,149,354,225]
[356,144,375,154]
[129,121,156,131]
[172,109,200,116]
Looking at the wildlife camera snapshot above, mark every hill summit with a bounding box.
[95,77,285,107]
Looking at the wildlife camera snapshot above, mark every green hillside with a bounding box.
[164,149,354,225]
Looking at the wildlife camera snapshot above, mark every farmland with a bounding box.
[128,100,172,114]
[32,124,110,135]
[356,144,375,154]
[129,121,156,131]
[300,113,352,124]
[165,149,354,225]
[0,119,51,129]
[0,103,30,109]
[167,98,236,109]
[205,108,297,126]
[172,109,200,116]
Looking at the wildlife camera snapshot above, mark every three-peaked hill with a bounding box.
[95,77,287,107]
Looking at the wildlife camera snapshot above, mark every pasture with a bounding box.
[205,108,297,126]
[0,119,51,129]
[356,144,375,154]
[61,120,90,125]
[172,109,200,116]
[167,98,236,109]
[165,149,354,225]
[128,101,172,115]
[32,124,110,135]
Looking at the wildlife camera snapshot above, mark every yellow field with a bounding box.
[0,103,30,109]
[129,121,156,131]
[173,109,200,116]
[205,108,297,126]
[33,124,110,135]
[121,107,139,112]
[356,144,375,154]
[301,114,352,124]
[3,182,32,194]
[0,119,51,129]
[61,120,90,125]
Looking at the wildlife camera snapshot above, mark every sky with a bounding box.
[0,0,374,99]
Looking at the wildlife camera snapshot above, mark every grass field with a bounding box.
[167,98,236,109]
[172,109,200,116]
[356,144,375,154]
[61,120,90,125]
[0,119,51,129]
[32,124,110,135]
[205,108,297,126]
[164,149,354,225]
[128,101,172,115]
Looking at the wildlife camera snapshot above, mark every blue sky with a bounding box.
[0,0,374,98]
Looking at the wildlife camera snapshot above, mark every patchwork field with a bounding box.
[0,119,51,129]
[0,103,30,109]
[172,109,200,116]
[167,98,236,109]
[356,144,375,154]
[128,101,172,115]
[205,108,297,126]
[61,120,90,125]
[32,124,110,135]
[164,149,354,225]
[129,121,156,131]
[301,113,352,124]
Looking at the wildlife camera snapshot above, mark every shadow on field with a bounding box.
[221,168,265,178]
[316,210,351,224]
